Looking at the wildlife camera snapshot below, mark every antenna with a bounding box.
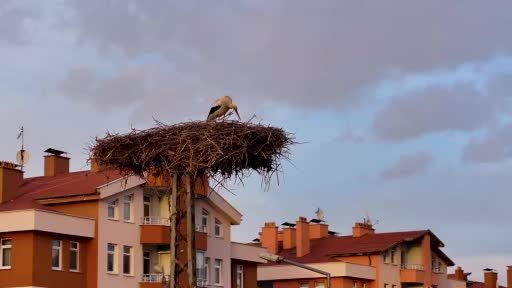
[16,126,29,171]
[364,211,380,227]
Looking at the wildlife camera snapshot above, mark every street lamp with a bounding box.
[259,253,331,288]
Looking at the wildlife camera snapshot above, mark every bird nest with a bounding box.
[90,120,294,187]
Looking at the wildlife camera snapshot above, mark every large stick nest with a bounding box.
[90,120,294,186]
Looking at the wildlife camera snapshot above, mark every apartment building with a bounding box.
[255,217,465,288]
[0,148,265,288]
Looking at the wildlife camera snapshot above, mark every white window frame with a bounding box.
[108,199,119,220]
[51,240,62,270]
[236,264,244,288]
[214,259,222,285]
[315,281,325,288]
[123,195,134,222]
[0,238,12,269]
[299,282,309,288]
[201,209,209,233]
[122,245,133,276]
[143,195,151,217]
[205,257,210,284]
[143,251,151,275]
[214,218,222,238]
[107,243,118,274]
[69,241,79,272]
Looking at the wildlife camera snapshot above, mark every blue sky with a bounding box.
[1,1,512,283]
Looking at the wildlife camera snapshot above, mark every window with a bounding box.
[201,209,209,232]
[363,283,368,288]
[143,196,151,218]
[384,284,389,288]
[214,259,222,285]
[0,238,12,268]
[123,246,133,275]
[70,241,79,272]
[197,251,206,282]
[123,195,133,222]
[392,285,397,288]
[143,251,151,275]
[315,281,325,288]
[236,264,244,288]
[383,251,388,263]
[108,200,118,220]
[352,281,357,288]
[205,257,210,283]
[214,218,222,237]
[107,243,118,273]
[390,248,396,264]
[52,240,62,270]
[299,282,309,288]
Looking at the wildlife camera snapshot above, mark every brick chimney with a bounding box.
[260,222,278,254]
[484,269,498,288]
[282,227,296,250]
[352,222,375,237]
[44,148,69,177]
[507,266,511,288]
[0,162,23,204]
[296,216,310,257]
[454,267,465,281]
[309,223,329,239]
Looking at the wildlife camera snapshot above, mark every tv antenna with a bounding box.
[16,126,29,171]
[364,211,380,227]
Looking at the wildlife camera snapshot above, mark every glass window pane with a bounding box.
[107,254,114,272]
[70,251,78,270]
[123,254,130,274]
[2,248,11,266]
[52,248,60,268]
[108,243,115,252]
[1,239,11,246]
[52,240,61,248]
[124,203,131,220]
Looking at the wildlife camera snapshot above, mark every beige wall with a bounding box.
[258,262,376,281]
[98,186,144,288]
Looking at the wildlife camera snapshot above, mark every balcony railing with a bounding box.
[401,263,424,271]
[196,225,208,233]
[141,274,169,283]
[196,279,208,287]
[142,216,170,226]
[432,267,443,273]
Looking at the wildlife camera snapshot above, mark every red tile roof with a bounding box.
[0,170,123,212]
[273,230,454,265]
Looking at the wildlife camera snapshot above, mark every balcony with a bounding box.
[140,274,169,288]
[140,217,170,244]
[141,217,207,248]
[400,264,425,284]
[195,225,208,251]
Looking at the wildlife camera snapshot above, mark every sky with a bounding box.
[1,1,512,284]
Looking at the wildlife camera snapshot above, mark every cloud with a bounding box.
[381,151,432,179]
[463,124,512,163]
[336,127,365,143]
[373,84,494,141]
[0,1,39,45]
[58,1,512,112]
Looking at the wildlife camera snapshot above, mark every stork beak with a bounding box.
[234,107,241,120]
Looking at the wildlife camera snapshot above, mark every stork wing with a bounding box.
[208,105,222,117]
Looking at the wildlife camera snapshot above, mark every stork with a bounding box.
[207,95,241,122]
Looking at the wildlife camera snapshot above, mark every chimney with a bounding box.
[44,148,69,177]
[454,266,465,281]
[0,162,23,204]
[484,270,498,288]
[260,222,278,254]
[282,227,296,250]
[296,216,310,257]
[352,222,375,237]
[309,222,329,239]
[507,266,511,288]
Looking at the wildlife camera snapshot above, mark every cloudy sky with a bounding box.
[1,1,511,283]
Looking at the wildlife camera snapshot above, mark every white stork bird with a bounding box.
[207,95,241,122]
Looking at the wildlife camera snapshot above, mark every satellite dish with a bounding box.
[16,150,29,166]
[315,208,324,222]
[153,264,163,273]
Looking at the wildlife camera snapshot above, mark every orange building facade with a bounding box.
[0,149,265,288]
[255,217,466,288]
